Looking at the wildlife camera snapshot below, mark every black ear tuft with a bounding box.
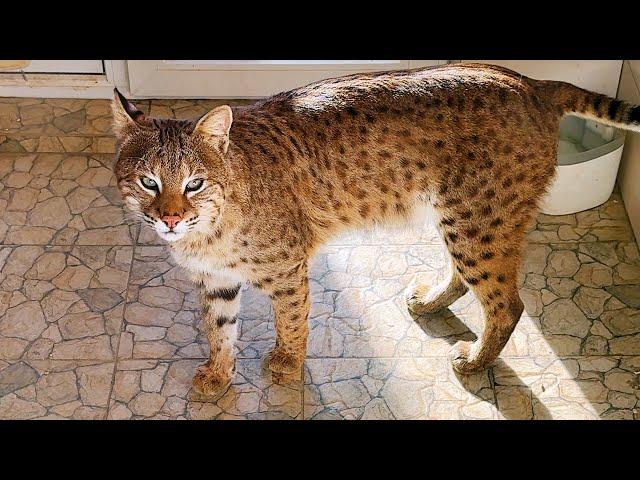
[113,88,145,122]
[112,88,147,137]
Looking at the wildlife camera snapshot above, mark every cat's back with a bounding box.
[240,63,537,117]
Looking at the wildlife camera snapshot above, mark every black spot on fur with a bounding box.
[206,285,241,302]
[473,98,485,110]
[216,315,237,327]
[465,227,479,239]
[480,234,493,244]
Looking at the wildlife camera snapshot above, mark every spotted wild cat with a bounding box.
[112,63,640,396]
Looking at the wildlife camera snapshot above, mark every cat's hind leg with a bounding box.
[441,217,527,374]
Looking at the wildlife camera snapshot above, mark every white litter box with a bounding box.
[540,115,625,215]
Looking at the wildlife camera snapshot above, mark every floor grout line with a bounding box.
[5,351,640,362]
[488,367,499,408]
[103,242,138,420]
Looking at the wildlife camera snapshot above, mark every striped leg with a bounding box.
[192,275,241,397]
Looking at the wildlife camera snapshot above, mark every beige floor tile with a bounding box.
[0,359,114,419]
[107,358,301,420]
[0,153,137,245]
[303,357,497,419]
[512,240,640,357]
[493,356,640,419]
[308,243,482,358]
[147,99,255,120]
[3,96,640,420]
[0,245,132,361]
[0,99,151,154]
[526,191,635,243]
[119,246,276,360]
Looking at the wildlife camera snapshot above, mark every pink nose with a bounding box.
[161,215,182,229]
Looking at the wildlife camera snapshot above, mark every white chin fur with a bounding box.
[157,231,186,242]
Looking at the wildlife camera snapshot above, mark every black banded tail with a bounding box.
[540,80,640,133]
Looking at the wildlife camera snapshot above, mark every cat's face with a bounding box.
[111,90,233,242]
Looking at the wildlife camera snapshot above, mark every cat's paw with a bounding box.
[267,348,303,375]
[192,362,234,398]
[449,340,485,375]
[406,283,442,315]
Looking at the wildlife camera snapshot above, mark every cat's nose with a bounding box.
[161,215,182,229]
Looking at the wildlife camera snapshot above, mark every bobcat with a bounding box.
[112,63,640,396]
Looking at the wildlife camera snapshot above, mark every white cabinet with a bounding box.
[616,60,640,242]
[127,60,445,98]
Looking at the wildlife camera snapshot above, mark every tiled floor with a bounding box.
[1,97,639,419]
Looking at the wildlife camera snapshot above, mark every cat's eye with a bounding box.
[185,178,204,193]
[140,177,158,191]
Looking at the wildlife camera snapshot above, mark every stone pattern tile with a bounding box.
[0,98,150,154]
[2,97,640,420]
[493,356,640,419]
[510,241,640,358]
[0,153,136,245]
[108,359,301,420]
[308,244,482,358]
[0,359,113,419]
[0,245,132,361]
[119,246,276,361]
[527,190,635,243]
[147,99,255,120]
[304,358,497,419]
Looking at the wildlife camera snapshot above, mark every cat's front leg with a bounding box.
[192,275,241,397]
[266,267,310,375]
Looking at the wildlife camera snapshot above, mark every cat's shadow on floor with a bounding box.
[409,308,551,420]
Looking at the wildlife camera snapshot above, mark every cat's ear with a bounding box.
[194,105,233,154]
[111,88,146,137]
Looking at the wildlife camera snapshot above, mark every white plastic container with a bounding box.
[540,115,625,215]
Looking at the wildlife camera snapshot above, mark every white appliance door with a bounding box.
[127,60,445,98]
